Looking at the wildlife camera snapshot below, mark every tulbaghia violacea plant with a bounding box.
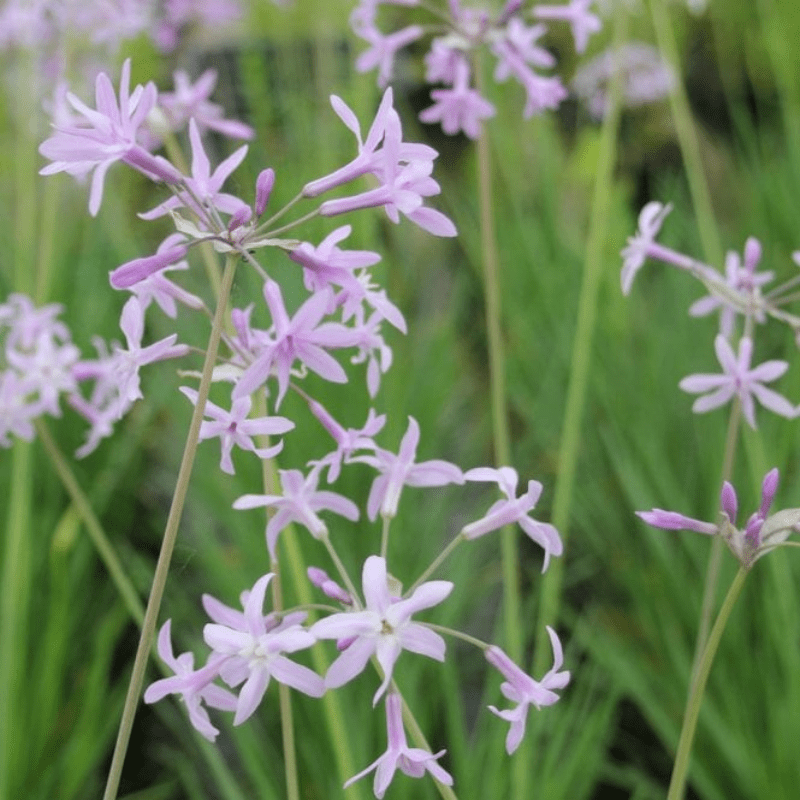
[349,0,603,139]
[33,58,569,799]
[621,202,800,798]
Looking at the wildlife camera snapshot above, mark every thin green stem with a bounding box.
[408,533,465,593]
[689,398,741,688]
[380,515,391,559]
[254,390,300,800]
[667,566,748,800]
[321,533,361,606]
[648,0,723,268]
[474,58,520,667]
[270,564,300,800]
[102,254,238,800]
[534,9,628,675]
[35,419,145,627]
[0,440,32,800]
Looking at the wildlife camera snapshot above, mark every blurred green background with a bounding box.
[2,1,800,799]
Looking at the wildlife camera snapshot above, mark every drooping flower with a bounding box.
[462,467,562,571]
[144,620,238,742]
[310,555,452,705]
[344,690,453,797]
[485,626,569,754]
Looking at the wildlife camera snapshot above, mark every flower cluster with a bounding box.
[638,468,800,569]
[349,0,603,138]
[32,57,569,797]
[621,201,800,428]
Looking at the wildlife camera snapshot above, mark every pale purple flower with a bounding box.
[678,335,796,429]
[144,620,237,742]
[355,24,425,88]
[203,573,325,725]
[620,201,673,294]
[233,466,359,559]
[139,118,249,224]
[289,225,381,295]
[110,297,189,411]
[156,69,254,140]
[318,104,457,236]
[122,236,204,315]
[462,467,562,571]
[491,46,567,118]
[353,416,464,520]
[419,59,496,139]
[486,626,570,754]
[0,372,40,447]
[494,19,556,73]
[179,387,294,475]
[109,239,189,289]
[232,281,354,406]
[424,39,467,86]
[310,555,453,704]
[39,59,181,216]
[344,690,453,797]
[534,0,602,54]
[573,43,675,120]
[689,238,773,337]
[307,400,386,482]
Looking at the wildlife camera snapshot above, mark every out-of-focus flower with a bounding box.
[573,42,675,120]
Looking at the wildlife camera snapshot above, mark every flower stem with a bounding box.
[255,391,300,800]
[409,533,465,593]
[534,8,628,675]
[648,0,723,268]
[102,253,238,800]
[667,566,748,800]
[0,440,32,800]
[35,419,145,627]
[689,398,741,687]
[474,57,520,666]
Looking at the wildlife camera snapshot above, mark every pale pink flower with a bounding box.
[678,335,796,428]
[233,466,359,559]
[344,691,453,797]
[486,627,569,754]
[310,555,452,704]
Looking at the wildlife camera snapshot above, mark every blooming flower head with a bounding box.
[202,573,324,725]
[39,59,181,216]
[310,555,453,705]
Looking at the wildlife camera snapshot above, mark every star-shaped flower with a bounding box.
[310,555,452,705]
[678,335,796,429]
